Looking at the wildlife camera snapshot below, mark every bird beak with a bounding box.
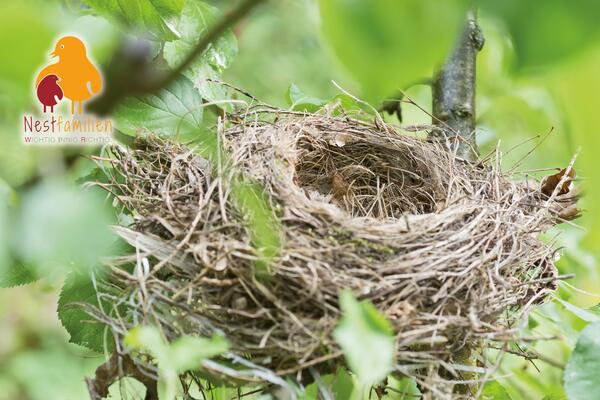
[50,51,58,58]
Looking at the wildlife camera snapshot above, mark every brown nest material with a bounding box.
[89,110,578,394]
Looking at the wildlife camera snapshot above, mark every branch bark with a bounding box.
[431,11,484,162]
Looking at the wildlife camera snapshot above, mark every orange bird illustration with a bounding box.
[35,36,102,114]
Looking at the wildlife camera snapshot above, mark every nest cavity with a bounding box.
[92,111,574,390]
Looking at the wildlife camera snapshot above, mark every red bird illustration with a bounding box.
[36,74,63,113]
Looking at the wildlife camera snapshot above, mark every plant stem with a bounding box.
[431,10,484,162]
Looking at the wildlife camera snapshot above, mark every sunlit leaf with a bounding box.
[80,0,180,41]
[318,0,468,103]
[163,0,238,103]
[113,75,204,138]
[124,325,169,360]
[333,289,395,386]
[168,335,229,373]
[564,321,600,400]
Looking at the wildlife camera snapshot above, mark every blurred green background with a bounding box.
[1,0,600,399]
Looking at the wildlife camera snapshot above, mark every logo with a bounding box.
[23,35,113,145]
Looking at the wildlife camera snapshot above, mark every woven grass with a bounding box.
[89,108,578,396]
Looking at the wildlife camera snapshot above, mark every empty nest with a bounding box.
[89,109,578,395]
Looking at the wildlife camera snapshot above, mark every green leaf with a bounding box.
[333,290,395,386]
[318,0,468,103]
[542,393,568,400]
[14,182,114,277]
[388,376,421,399]
[163,0,237,103]
[555,298,600,322]
[0,262,37,288]
[113,75,204,138]
[479,0,600,68]
[58,271,112,352]
[168,335,229,373]
[0,181,25,287]
[124,325,169,359]
[231,181,281,276]
[125,325,229,400]
[286,83,327,112]
[481,381,512,400]
[331,368,354,400]
[80,0,181,41]
[564,321,600,400]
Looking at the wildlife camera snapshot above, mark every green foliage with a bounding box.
[163,0,238,103]
[124,325,229,399]
[114,75,204,137]
[2,0,600,399]
[0,2,57,109]
[387,376,421,399]
[231,181,282,276]
[318,0,468,103]
[80,0,182,41]
[286,83,328,112]
[13,182,114,277]
[333,289,395,387]
[58,271,111,353]
[564,321,600,400]
[331,368,354,400]
[555,298,600,322]
[0,263,37,289]
[479,0,600,68]
[481,381,512,399]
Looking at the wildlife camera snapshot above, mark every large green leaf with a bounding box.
[479,0,600,68]
[333,290,395,386]
[163,0,238,103]
[58,271,112,353]
[318,0,468,103]
[81,0,181,41]
[564,321,600,400]
[113,75,204,137]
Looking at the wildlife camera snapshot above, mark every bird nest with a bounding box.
[87,109,578,395]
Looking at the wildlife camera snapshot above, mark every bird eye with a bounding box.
[60,45,64,49]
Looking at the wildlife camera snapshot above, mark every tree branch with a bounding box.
[431,11,484,162]
[88,0,265,116]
